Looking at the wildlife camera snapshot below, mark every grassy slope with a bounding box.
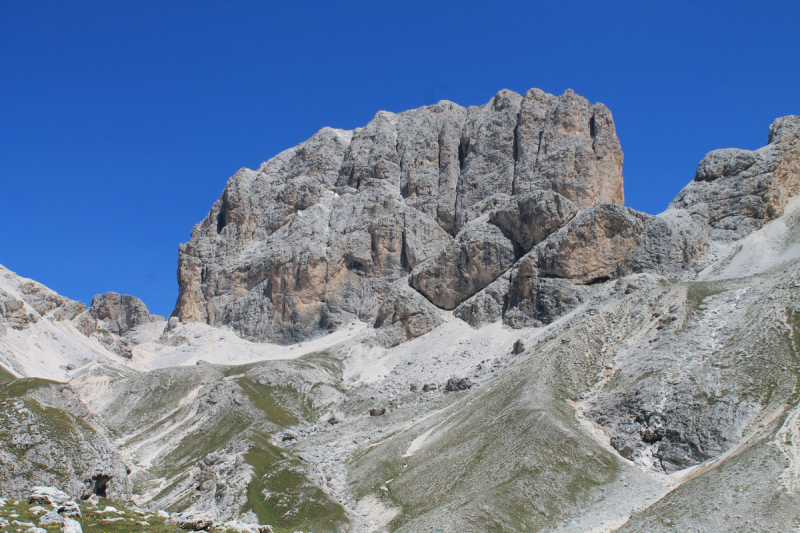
[234,359,348,532]
[245,431,348,532]
[0,366,15,383]
[97,354,348,529]
[0,377,111,492]
[0,498,184,532]
[343,325,621,533]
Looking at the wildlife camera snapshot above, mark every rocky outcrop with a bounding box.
[670,115,800,241]
[84,292,158,336]
[488,190,578,252]
[0,291,37,331]
[409,217,515,310]
[456,118,799,330]
[504,276,587,329]
[0,383,130,501]
[177,189,450,344]
[513,88,624,208]
[173,82,798,345]
[174,87,625,343]
[525,203,704,285]
[452,274,510,327]
[457,201,705,328]
[374,282,444,347]
[0,267,86,333]
[68,292,163,358]
[15,283,85,322]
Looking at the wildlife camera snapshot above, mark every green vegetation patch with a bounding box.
[0,497,187,532]
[295,350,343,379]
[685,281,728,317]
[243,431,347,532]
[155,410,251,480]
[0,377,62,399]
[0,365,16,383]
[235,377,299,427]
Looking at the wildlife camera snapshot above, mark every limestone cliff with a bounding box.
[173,87,626,343]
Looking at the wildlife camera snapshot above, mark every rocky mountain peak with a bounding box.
[172,90,799,346]
[172,87,628,344]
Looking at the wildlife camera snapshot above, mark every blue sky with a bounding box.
[1,1,798,316]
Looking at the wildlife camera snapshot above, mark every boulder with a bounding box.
[39,511,65,525]
[29,486,70,506]
[165,512,215,531]
[512,340,526,354]
[57,501,81,517]
[60,518,82,533]
[444,377,472,392]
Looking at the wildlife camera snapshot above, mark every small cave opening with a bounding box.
[216,210,227,234]
[586,275,611,285]
[345,259,367,275]
[92,474,112,498]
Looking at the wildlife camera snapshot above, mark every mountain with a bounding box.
[1,87,799,533]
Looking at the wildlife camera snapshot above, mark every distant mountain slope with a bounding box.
[1,91,799,532]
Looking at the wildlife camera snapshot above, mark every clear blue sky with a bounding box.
[1,1,798,316]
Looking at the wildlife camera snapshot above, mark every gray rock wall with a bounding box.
[670,115,800,241]
[173,88,799,344]
[174,87,626,343]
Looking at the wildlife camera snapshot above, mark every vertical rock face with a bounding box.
[409,217,516,310]
[374,282,444,347]
[488,190,578,252]
[455,116,799,330]
[173,87,627,343]
[513,88,624,208]
[174,88,799,344]
[454,89,523,230]
[396,101,467,232]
